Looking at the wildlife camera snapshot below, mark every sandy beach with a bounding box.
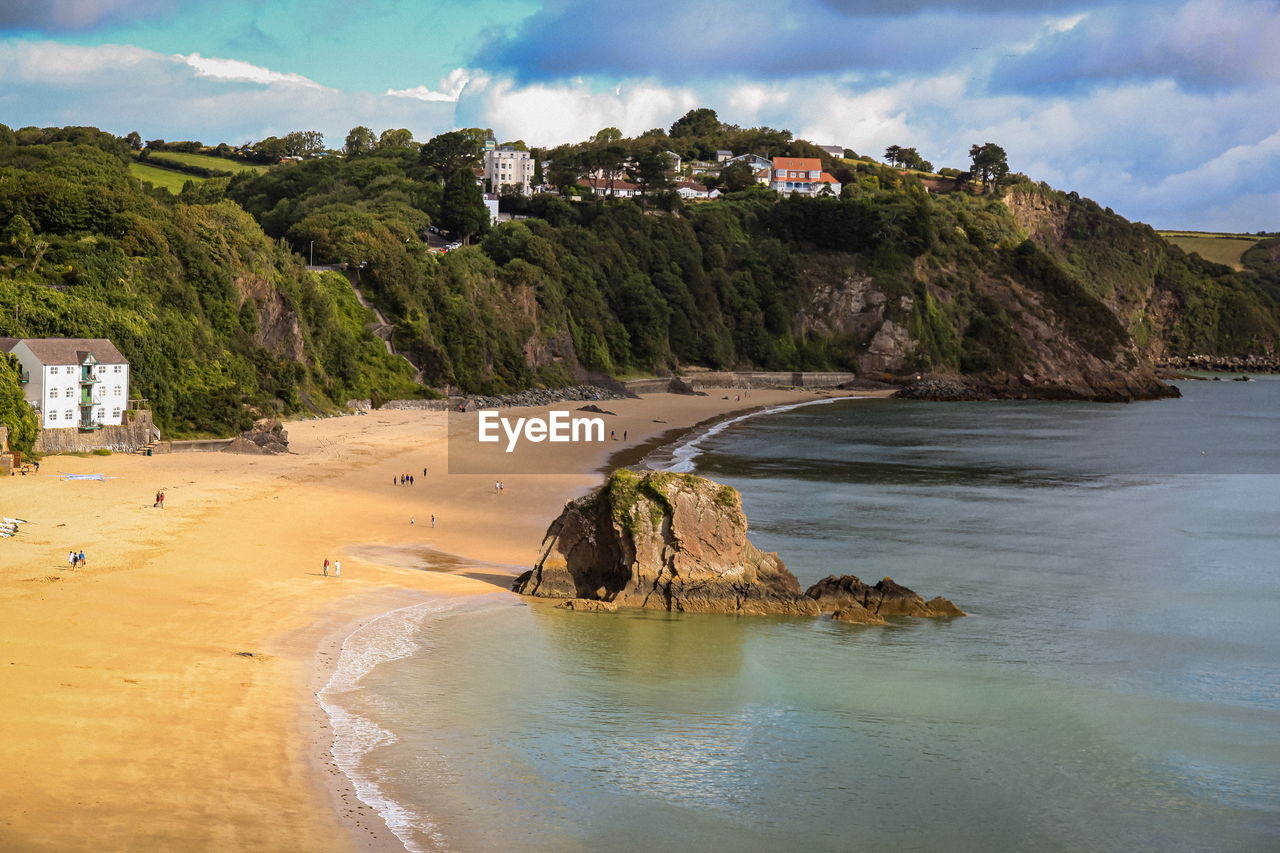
[0,388,880,851]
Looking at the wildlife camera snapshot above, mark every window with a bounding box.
[49,388,58,399]
[49,410,58,421]
[65,409,73,419]
[114,365,122,373]
[66,388,74,398]
[112,408,122,419]
[114,386,122,396]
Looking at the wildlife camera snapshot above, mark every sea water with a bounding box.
[324,378,1280,852]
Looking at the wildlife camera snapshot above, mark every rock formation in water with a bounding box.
[512,470,819,616]
[805,575,965,620]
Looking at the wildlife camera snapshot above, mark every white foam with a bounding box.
[658,396,865,473]
[318,599,464,853]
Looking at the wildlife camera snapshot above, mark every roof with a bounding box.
[577,178,640,191]
[0,338,19,354]
[772,157,823,171]
[9,338,128,365]
[675,181,709,191]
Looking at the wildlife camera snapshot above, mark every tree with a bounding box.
[0,356,38,455]
[419,130,483,180]
[670,108,720,138]
[344,126,377,156]
[969,142,1009,193]
[719,160,757,192]
[378,128,416,150]
[439,167,489,241]
[592,127,623,144]
[533,156,544,189]
[884,145,903,168]
[632,147,672,204]
[125,131,142,150]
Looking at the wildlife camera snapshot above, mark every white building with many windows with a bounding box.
[1,338,130,431]
[484,146,535,194]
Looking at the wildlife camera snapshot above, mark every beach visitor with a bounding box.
[68,550,76,567]
[323,558,329,577]
[611,430,616,440]
[423,467,428,477]
[623,431,627,441]
[334,561,341,577]
[159,491,165,509]
[154,491,161,508]
[78,550,86,567]
[410,516,415,526]
[431,514,436,528]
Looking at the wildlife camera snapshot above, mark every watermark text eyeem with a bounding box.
[477,409,605,453]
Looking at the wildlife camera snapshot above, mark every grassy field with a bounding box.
[145,150,272,174]
[1157,232,1263,270]
[128,161,206,193]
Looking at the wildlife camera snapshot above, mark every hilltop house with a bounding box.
[576,178,640,198]
[770,157,841,196]
[818,144,845,159]
[1,338,130,431]
[674,180,717,200]
[484,145,535,194]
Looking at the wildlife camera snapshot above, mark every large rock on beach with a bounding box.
[805,574,965,619]
[221,418,289,455]
[513,470,819,616]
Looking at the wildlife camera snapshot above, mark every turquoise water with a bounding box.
[326,379,1280,852]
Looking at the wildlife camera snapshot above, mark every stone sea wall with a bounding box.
[33,410,157,454]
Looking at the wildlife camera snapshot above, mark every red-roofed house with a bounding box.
[770,157,841,196]
[576,178,640,198]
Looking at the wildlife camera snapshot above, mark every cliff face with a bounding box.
[513,470,819,616]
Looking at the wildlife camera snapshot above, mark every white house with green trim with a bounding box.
[0,338,130,431]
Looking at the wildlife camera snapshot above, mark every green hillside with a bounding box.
[1157,231,1262,270]
[128,160,206,193]
[144,150,271,175]
[0,129,422,438]
[3,119,1279,442]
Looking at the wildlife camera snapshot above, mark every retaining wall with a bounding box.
[34,410,157,454]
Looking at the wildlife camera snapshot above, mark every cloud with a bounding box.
[455,73,700,143]
[181,53,330,90]
[992,0,1280,92]
[0,0,196,32]
[0,40,456,146]
[477,0,1054,80]
[386,68,472,103]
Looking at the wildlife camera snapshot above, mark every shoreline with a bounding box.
[308,387,886,852]
[0,387,883,852]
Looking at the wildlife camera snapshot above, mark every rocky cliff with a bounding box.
[512,470,819,616]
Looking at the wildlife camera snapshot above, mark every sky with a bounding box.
[0,0,1277,231]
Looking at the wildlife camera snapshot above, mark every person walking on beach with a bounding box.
[154,490,161,508]
[159,491,165,509]
[423,466,428,477]
[68,550,76,568]
[410,516,415,526]
[334,561,341,578]
[430,514,436,528]
[77,550,86,567]
[323,558,330,577]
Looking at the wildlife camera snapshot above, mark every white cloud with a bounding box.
[180,52,330,90]
[386,68,471,102]
[0,40,456,147]
[455,74,700,144]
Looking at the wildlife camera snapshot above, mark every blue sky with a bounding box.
[1,0,1277,230]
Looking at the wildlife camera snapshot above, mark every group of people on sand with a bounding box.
[67,549,86,568]
[153,490,166,508]
[321,558,342,577]
[394,473,418,485]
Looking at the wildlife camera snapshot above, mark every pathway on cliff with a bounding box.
[309,266,425,385]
